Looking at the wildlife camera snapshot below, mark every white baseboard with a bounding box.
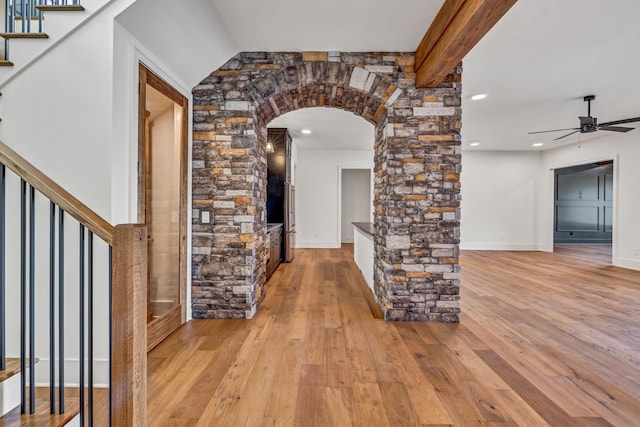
[460,242,540,251]
[296,241,340,249]
[615,257,640,271]
[33,358,110,388]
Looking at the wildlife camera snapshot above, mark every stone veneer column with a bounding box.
[192,52,461,322]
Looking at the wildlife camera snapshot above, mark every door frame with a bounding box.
[336,166,374,246]
[546,154,618,263]
[138,63,189,351]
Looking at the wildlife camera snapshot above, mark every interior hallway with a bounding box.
[147,245,640,426]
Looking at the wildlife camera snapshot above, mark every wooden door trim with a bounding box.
[147,305,182,351]
[138,64,189,341]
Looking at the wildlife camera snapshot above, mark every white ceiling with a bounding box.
[462,0,640,151]
[211,0,444,52]
[211,0,640,152]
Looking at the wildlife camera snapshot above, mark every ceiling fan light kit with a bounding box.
[529,95,639,141]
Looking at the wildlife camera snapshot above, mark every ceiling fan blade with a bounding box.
[528,127,579,135]
[554,131,579,141]
[599,117,640,126]
[598,125,634,133]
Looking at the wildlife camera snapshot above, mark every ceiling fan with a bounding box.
[529,95,640,141]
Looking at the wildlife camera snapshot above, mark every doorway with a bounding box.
[138,64,188,350]
[340,168,372,244]
[553,160,613,263]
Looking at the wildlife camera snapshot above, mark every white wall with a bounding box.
[540,132,640,269]
[0,0,139,387]
[115,0,237,88]
[296,149,373,248]
[461,150,543,250]
[0,0,240,387]
[460,130,640,271]
[341,169,371,243]
[0,0,137,220]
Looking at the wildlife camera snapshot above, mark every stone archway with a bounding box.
[191,52,461,322]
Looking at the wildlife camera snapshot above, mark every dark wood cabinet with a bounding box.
[266,225,282,280]
[266,129,292,216]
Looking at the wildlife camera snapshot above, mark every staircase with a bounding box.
[0,0,125,93]
[0,141,148,426]
[1,1,85,66]
[0,1,148,424]
[0,1,89,124]
[1,358,81,426]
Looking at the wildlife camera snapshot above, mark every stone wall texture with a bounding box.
[192,51,462,322]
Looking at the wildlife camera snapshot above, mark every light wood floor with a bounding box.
[147,244,640,426]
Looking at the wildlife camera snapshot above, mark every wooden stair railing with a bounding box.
[0,140,147,426]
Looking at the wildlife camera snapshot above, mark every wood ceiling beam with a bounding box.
[415,0,517,88]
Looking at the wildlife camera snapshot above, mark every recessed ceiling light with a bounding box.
[532,142,544,147]
[301,129,312,134]
[471,94,487,101]
[470,141,480,147]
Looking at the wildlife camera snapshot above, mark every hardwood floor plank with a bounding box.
[145,244,640,426]
[475,349,601,426]
[351,382,392,427]
[379,382,422,426]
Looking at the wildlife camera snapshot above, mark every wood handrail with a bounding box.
[0,140,113,244]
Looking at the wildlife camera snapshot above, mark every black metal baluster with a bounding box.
[79,224,85,425]
[20,0,26,33]
[88,231,94,426]
[49,201,56,413]
[58,209,65,414]
[108,245,112,427]
[4,0,11,61]
[29,185,35,414]
[20,179,26,414]
[38,0,43,33]
[0,164,5,372]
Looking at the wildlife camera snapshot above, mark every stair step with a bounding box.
[0,397,79,427]
[0,61,13,67]
[14,16,41,21]
[0,33,49,39]
[35,6,85,12]
[0,358,39,382]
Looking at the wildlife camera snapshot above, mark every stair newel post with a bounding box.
[111,224,147,427]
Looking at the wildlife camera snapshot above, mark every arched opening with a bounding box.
[267,107,375,291]
[269,107,374,247]
[192,52,462,322]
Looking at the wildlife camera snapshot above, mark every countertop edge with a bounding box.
[352,222,374,236]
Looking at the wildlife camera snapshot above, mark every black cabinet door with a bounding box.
[554,164,613,243]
